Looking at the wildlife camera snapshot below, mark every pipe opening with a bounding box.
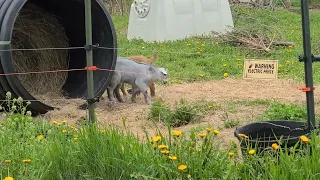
[0,0,117,113]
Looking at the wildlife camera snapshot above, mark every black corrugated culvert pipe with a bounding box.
[234,120,314,156]
[0,0,117,115]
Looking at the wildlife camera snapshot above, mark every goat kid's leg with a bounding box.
[120,83,127,96]
[131,86,139,103]
[115,84,124,103]
[149,83,156,97]
[107,87,117,104]
[142,90,150,104]
[136,81,150,104]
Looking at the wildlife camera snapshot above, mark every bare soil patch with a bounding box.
[41,78,319,147]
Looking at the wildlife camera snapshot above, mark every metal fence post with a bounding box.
[301,0,316,130]
[84,0,96,124]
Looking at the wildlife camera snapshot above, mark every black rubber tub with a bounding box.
[234,120,316,156]
[0,0,117,114]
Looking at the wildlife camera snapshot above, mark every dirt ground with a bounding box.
[39,77,320,147]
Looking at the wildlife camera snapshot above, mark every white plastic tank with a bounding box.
[127,0,234,42]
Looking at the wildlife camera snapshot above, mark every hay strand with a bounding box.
[11,3,70,100]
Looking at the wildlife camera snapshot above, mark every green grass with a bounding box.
[2,110,320,180]
[148,99,220,127]
[111,6,320,85]
[261,101,307,121]
[1,94,320,179]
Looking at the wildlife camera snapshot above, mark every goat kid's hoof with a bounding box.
[118,100,125,103]
[106,101,116,107]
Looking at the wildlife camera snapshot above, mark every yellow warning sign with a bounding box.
[243,59,279,79]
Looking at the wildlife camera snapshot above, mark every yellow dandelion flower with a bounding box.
[239,133,249,139]
[205,128,211,133]
[201,43,205,46]
[152,136,161,142]
[199,74,205,77]
[70,125,75,129]
[213,130,220,135]
[228,152,234,157]
[158,145,168,149]
[272,143,280,150]
[51,120,58,125]
[178,164,187,171]
[161,149,170,154]
[4,160,11,164]
[121,146,124,151]
[289,45,292,49]
[172,130,182,137]
[186,43,191,46]
[223,73,229,77]
[74,137,78,141]
[74,135,79,138]
[198,133,207,138]
[197,51,201,54]
[23,159,31,164]
[62,120,67,124]
[37,135,44,141]
[248,149,255,155]
[300,135,310,143]
[61,129,68,133]
[168,155,177,160]
[223,64,227,67]
[141,46,145,49]
[57,122,62,126]
[4,177,14,180]
[208,105,213,109]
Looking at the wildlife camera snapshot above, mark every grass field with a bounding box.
[3,4,320,180]
[113,5,320,84]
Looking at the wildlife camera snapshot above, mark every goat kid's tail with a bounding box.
[149,51,158,63]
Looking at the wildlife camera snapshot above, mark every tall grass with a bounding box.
[1,95,320,180]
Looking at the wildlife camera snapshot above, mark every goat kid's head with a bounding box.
[157,67,169,84]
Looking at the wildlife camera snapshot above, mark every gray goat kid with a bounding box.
[107,57,169,104]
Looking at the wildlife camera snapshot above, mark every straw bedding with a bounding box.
[11,3,70,100]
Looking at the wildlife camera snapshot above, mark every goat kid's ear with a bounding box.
[149,66,156,74]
